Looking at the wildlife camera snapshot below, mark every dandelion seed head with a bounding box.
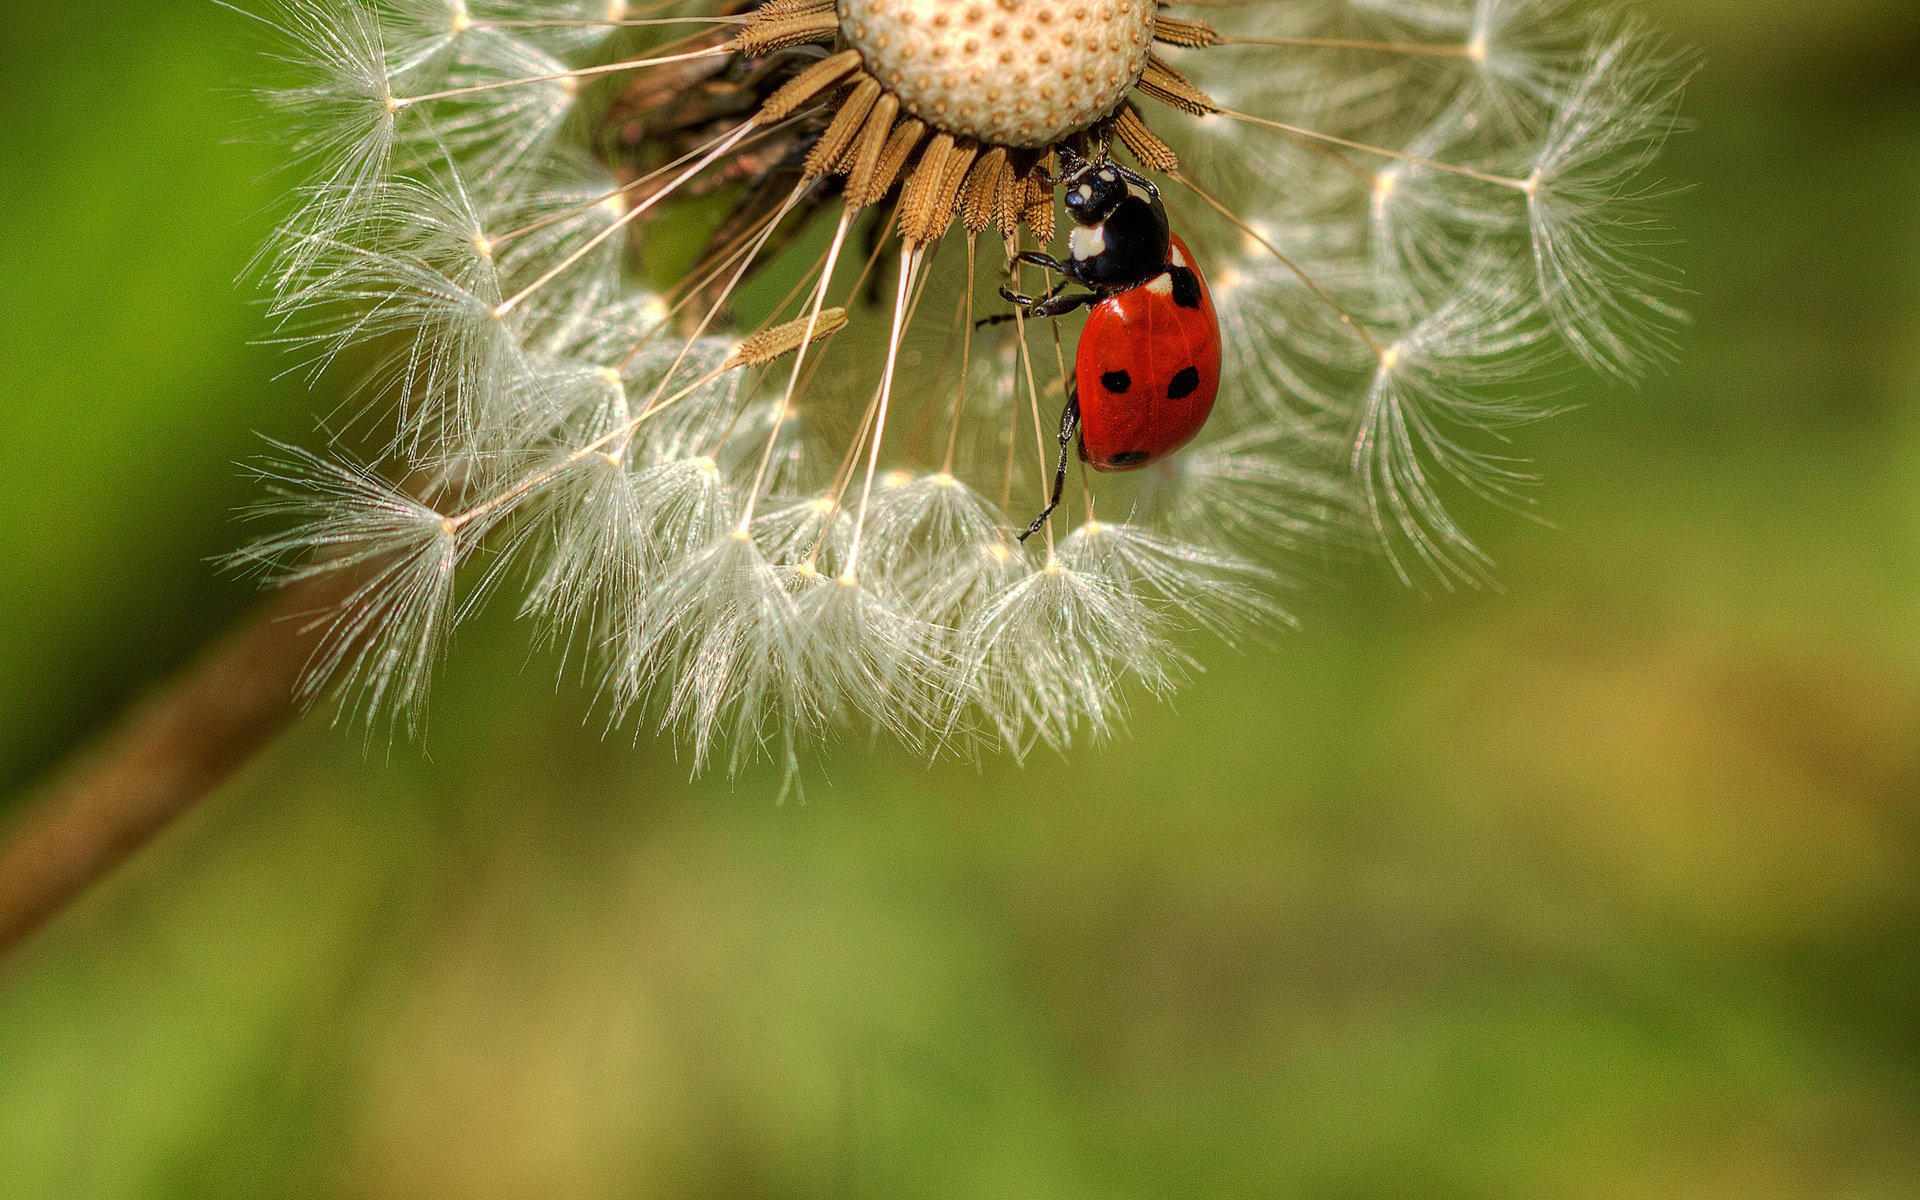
[233,0,1693,774]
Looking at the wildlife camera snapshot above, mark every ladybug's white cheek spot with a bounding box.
[1170,243,1191,270]
[1076,185,1093,204]
[1069,223,1107,263]
[1144,271,1175,297]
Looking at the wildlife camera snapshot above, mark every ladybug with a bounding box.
[998,152,1222,541]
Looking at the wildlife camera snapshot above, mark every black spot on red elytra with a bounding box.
[1101,369,1132,394]
[1105,450,1151,468]
[1167,366,1201,400]
[1170,267,1202,309]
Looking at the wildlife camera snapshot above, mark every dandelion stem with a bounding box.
[393,44,732,109]
[1044,319,1092,525]
[1214,107,1527,191]
[802,208,905,566]
[492,118,797,251]
[495,121,756,316]
[1005,256,1061,553]
[615,163,810,370]
[452,365,735,530]
[844,245,923,576]
[742,207,856,530]
[1168,169,1390,359]
[0,569,367,967]
[621,180,809,447]
[1013,312,1059,554]
[940,240,979,475]
[471,17,748,33]
[1217,34,1482,61]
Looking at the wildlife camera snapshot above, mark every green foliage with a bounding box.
[3,1,1920,1196]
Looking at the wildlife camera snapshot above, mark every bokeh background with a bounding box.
[3,1,1919,1196]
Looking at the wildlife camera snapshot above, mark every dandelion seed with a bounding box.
[232,443,478,734]
[962,550,1178,759]
[1526,22,1696,378]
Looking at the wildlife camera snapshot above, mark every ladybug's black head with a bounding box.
[1062,162,1129,227]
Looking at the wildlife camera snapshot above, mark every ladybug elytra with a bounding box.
[998,151,1222,541]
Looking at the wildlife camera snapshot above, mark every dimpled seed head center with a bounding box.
[837,0,1158,149]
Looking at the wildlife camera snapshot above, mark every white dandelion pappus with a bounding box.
[230,0,1694,774]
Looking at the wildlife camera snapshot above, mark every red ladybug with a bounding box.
[999,153,1221,541]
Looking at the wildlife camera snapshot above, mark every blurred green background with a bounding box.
[3,1,1919,1196]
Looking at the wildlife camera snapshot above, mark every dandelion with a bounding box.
[232,0,1694,773]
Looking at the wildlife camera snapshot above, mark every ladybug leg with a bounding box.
[1000,251,1089,308]
[1017,385,1081,543]
[998,248,1066,306]
[1020,288,1098,320]
[975,281,1068,328]
[984,283,1098,326]
[1106,161,1162,202]
[1007,250,1073,279]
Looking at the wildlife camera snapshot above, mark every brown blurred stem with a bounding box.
[0,573,354,966]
